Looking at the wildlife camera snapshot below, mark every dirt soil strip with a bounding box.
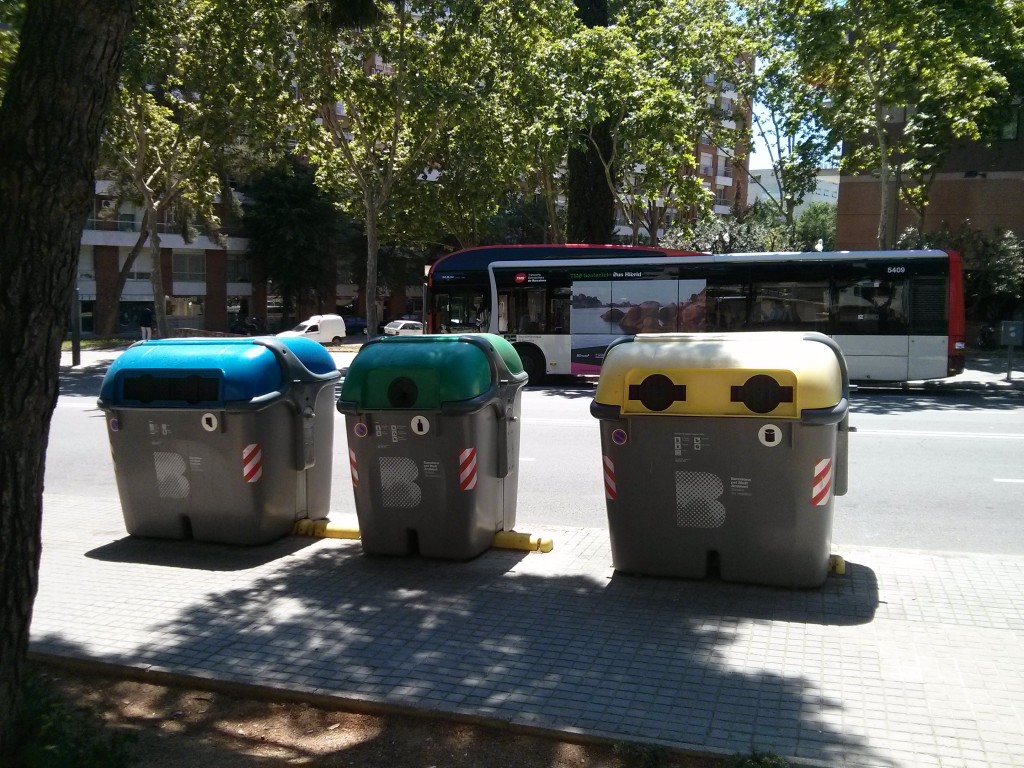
[30,656,726,767]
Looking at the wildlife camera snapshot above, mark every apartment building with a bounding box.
[613,78,751,243]
[746,167,840,216]
[836,107,1024,249]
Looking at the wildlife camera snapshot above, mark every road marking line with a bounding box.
[994,478,1024,483]
[856,429,1024,440]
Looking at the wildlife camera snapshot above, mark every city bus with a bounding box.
[426,244,966,384]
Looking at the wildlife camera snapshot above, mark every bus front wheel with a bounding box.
[516,346,546,386]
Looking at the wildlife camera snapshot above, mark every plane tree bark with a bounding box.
[0,0,136,751]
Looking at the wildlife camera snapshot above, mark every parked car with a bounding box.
[340,315,368,336]
[383,319,423,336]
[276,314,347,345]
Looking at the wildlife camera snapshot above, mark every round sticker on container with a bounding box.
[758,424,783,447]
[201,413,218,432]
[353,422,369,438]
[109,418,120,433]
[611,428,628,445]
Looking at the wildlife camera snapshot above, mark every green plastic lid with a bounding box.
[340,334,523,410]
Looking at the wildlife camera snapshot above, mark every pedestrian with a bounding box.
[139,304,154,340]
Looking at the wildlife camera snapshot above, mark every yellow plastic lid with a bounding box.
[594,332,844,418]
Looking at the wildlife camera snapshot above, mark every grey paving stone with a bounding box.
[31,496,1024,768]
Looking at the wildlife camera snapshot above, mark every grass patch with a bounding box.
[614,741,670,768]
[726,753,790,768]
[61,339,131,352]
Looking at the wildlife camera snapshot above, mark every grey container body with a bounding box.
[105,380,337,545]
[343,392,523,559]
[598,414,838,587]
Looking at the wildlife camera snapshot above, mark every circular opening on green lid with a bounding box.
[387,376,419,408]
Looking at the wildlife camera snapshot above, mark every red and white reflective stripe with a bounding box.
[459,448,478,491]
[812,458,833,506]
[349,448,359,487]
[242,443,263,483]
[603,455,617,500]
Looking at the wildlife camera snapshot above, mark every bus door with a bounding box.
[832,270,911,381]
[505,288,547,333]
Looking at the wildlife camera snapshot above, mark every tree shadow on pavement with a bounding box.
[850,390,1023,415]
[33,540,893,766]
[59,359,113,399]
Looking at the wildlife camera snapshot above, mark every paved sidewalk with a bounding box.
[33,491,1024,768]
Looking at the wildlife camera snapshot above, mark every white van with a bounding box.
[276,314,348,345]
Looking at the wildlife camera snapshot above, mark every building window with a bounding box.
[117,212,137,232]
[173,251,206,281]
[120,251,151,281]
[1000,108,1020,141]
[227,254,251,283]
[700,152,714,176]
[78,248,95,280]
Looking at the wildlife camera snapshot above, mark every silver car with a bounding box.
[383,319,423,336]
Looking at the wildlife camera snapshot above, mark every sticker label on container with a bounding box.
[349,448,359,487]
[376,424,408,443]
[813,458,833,506]
[673,432,710,456]
[611,428,627,445]
[459,448,478,490]
[243,443,263,483]
[603,456,617,500]
[201,413,218,432]
[730,477,753,496]
[758,424,783,447]
[411,415,430,435]
[109,418,120,433]
[353,422,368,438]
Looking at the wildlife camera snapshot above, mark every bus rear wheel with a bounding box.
[516,346,546,386]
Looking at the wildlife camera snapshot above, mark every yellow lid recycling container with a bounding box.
[590,332,849,587]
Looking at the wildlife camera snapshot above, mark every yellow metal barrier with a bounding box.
[293,519,553,553]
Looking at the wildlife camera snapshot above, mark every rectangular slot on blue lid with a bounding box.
[122,374,221,405]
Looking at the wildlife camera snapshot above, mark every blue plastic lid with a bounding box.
[99,337,336,408]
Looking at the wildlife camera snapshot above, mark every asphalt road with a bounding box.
[49,370,1024,555]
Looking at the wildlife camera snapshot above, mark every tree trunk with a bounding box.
[364,198,381,339]
[147,209,170,337]
[0,0,136,753]
[566,120,616,244]
[874,106,892,249]
[566,0,614,245]
[97,209,151,338]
